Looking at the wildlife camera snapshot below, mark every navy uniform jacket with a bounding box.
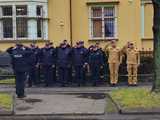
[7,47,32,72]
[40,47,56,66]
[26,47,40,68]
[88,50,104,66]
[56,46,72,68]
[72,47,88,66]
[98,48,107,64]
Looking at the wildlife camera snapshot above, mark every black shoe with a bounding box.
[128,84,132,87]
[128,84,137,87]
[110,84,117,87]
[93,83,97,87]
[17,95,26,99]
[132,84,138,87]
[28,84,32,88]
[61,84,66,87]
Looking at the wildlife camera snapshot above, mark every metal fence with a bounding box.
[0,50,154,84]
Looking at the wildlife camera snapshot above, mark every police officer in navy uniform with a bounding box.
[27,43,40,87]
[95,43,108,82]
[63,40,73,84]
[7,43,32,98]
[88,44,104,86]
[57,40,72,87]
[72,41,88,86]
[40,42,56,87]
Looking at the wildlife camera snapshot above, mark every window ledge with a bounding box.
[141,38,153,41]
[0,39,49,43]
[0,17,49,20]
[142,0,152,4]
[89,38,118,41]
[86,0,120,5]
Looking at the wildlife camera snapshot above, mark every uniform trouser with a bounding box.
[15,71,26,97]
[58,67,69,86]
[90,65,101,85]
[75,65,85,85]
[28,67,38,86]
[68,67,73,83]
[109,63,120,84]
[43,65,56,86]
[101,64,108,81]
[127,64,138,85]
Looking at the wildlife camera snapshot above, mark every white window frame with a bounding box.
[89,5,118,40]
[141,0,152,39]
[0,0,48,41]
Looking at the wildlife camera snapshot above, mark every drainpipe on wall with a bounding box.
[70,0,73,46]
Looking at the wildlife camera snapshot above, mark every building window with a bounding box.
[37,19,42,38]
[3,18,13,38]
[16,18,28,38]
[2,5,28,39]
[0,2,48,40]
[90,6,117,39]
[36,6,42,16]
[16,5,28,38]
[36,6,42,38]
[2,6,13,38]
[2,6,12,16]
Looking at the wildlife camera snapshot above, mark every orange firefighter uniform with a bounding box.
[126,47,140,85]
[105,46,122,85]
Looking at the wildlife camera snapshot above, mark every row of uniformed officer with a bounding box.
[6,40,140,98]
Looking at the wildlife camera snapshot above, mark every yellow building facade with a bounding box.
[0,0,153,51]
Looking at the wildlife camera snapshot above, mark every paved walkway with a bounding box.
[15,93,106,115]
[0,85,159,120]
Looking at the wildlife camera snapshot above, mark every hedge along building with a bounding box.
[0,0,153,51]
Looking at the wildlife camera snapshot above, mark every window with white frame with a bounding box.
[89,6,117,39]
[141,0,153,38]
[0,1,48,40]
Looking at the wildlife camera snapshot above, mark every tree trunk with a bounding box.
[152,0,160,91]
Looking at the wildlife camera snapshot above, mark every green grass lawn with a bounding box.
[110,87,160,109]
[0,93,12,110]
[0,79,15,84]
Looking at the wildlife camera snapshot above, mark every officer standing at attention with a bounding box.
[105,40,122,86]
[40,42,56,87]
[88,45,104,86]
[95,43,107,81]
[123,42,140,86]
[72,41,88,86]
[7,43,32,98]
[27,43,40,87]
[57,40,72,87]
